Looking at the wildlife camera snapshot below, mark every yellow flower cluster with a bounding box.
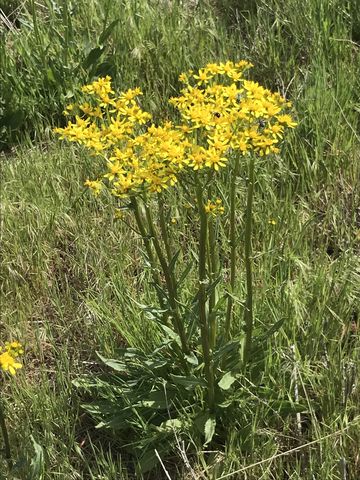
[0,341,23,376]
[170,60,296,163]
[204,198,225,216]
[55,63,296,198]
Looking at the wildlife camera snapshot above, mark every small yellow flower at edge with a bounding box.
[0,341,23,376]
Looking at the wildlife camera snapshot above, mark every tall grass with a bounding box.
[0,0,233,149]
[1,0,359,478]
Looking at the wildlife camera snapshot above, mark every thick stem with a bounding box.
[143,199,190,356]
[195,180,215,411]
[243,155,255,364]
[0,397,13,470]
[224,158,240,342]
[131,197,165,310]
[157,193,172,263]
[208,216,219,349]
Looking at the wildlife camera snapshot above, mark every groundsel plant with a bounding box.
[55,61,296,471]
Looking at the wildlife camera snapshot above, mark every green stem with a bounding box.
[224,158,240,342]
[131,197,165,310]
[243,155,255,364]
[0,397,13,471]
[195,180,215,411]
[143,199,190,356]
[208,216,219,349]
[157,193,172,263]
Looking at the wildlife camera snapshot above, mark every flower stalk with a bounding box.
[157,193,173,264]
[143,198,190,356]
[224,157,240,342]
[131,196,166,310]
[195,179,215,411]
[243,154,255,364]
[208,215,219,349]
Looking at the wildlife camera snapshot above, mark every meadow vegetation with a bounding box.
[1,0,359,479]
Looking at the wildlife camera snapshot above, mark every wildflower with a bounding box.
[104,161,125,181]
[55,64,296,200]
[204,148,228,171]
[63,104,74,115]
[84,179,103,196]
[193,68,213,86]
[204,199,224,216]
[276,114,297,128]
[0,341,23,376]
[114,209,124,219]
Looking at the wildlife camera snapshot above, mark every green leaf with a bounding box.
[168,248,181,272]
[259,318,285,342]
[129,297,169,324]
[97,352,127,372]
[218,371,237,390]
[137,444,170,475]
[170,374,207,388]
[270,400,307,415]
[208,294,227,324]
[27,435,44,480]
[204,416,216,445]
[178,260,193,287]
[99,19,119,44]
[82,47,105,70]
[160,418,182,431]
[1,110,25,129]
[206,274,222,296]
[184,352,198,366]
[160,324,181,345]
[46,67,56,83]
[213,340,239,363]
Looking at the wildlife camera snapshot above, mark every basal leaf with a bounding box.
[170,374,207,388]
[96,352,127,372]
[27,435,44,480]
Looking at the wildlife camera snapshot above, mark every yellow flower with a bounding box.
[204,148,227,171]
[114,209,124,219]
[193,68,213,85]
[0,341,23,376]
[0,352,22,375]
[276,114,297,128]
[55,66,297,200]
[204,198,224,216]
[84,179,103,196]
[104,161,125,181]
[178,73,188,83]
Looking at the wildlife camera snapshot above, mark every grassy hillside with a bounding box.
[1,0,359,478]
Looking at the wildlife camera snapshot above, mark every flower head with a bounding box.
[0,341,23,376]
[54,63,296,201]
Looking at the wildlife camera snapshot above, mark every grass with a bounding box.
[1,0,360,478]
